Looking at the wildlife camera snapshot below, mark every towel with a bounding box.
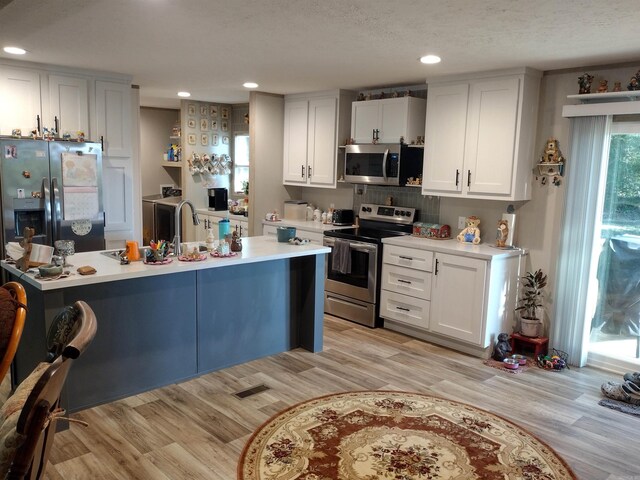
[331,239,351,274]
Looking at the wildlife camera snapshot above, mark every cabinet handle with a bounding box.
[435,259,439,275]
[398,255,413,261]
[301,165,305,178]
[100,135,104,152]
[36,114,41,134]
[455,169,459,186]
[54,116,59,135]
[397,279,412,285]
[467,170,471,187]
[372,128,376,142]
[395,306,410,312]
[376,129,380,141]
[308,165,311,178]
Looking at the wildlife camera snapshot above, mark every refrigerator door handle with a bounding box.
[51,177,62,242]
[42,178,52,246]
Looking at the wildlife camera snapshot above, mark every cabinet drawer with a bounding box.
[380,290,430,330]
[383,245,433,272]
[381,264,431,301]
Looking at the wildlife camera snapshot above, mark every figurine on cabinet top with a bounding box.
[457,215,481,245]
[541,138,565,164]
[613,81,622,92]
[496,220,509,248]
[578,73,594,94]
[628,76,640,91]
[597,79,609,93]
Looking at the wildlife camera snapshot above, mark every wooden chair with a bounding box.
[0,282,28,401]
[0,300,97,480]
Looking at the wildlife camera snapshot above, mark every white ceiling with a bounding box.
[1,0,639,108]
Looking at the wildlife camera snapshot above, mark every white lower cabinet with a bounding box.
[381,241,520,358]
[429,253,486,345]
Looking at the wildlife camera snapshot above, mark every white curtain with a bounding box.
[552,116,610,366]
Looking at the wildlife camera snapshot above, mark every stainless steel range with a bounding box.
[323,203,416,327]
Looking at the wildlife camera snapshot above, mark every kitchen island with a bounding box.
[3,236,329,412]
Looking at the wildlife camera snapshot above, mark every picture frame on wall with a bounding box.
[221,120,228,132]
[221,107,229,119]
[212,134,219,146]
[200,118,209,131]
[187,118,196,129]
[211,120,218,131]
[210,105,218,117]
[187,134,196,145]
[200,105,208,116]
[201,134,209,146]
[222,136,229,145]
[188,104,196,116]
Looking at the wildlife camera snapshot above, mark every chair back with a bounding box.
[7,301,96,479]
[0,282,27,382]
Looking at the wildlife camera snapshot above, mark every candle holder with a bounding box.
[54,239,75,267]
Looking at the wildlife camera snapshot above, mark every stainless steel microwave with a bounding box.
[344,144,423,186]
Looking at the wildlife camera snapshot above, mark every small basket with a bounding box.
[536,348,569,370]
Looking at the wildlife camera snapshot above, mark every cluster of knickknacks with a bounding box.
[356,90,413,101]
[578,69,640,94]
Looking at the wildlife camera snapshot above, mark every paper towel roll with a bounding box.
[501,213,516,247]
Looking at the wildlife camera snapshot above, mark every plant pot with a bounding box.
[520,317,541,337]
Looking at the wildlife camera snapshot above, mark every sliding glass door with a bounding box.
[588,118,640,370]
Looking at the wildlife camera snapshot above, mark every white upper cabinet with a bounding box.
[351,96,426,144]
[47,74,89,137]
[283,90,355,188]
[422,68,541,201]
[0,66,42,135]
[95,80,132,157]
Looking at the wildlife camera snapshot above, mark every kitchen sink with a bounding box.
[100,248,150,261]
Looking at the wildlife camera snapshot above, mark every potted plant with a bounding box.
[515,269,547,337]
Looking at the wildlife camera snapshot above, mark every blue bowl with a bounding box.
[276,226,296,243]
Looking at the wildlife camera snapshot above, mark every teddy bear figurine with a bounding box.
[492,333,512,361]
[457,216,481,245]
[541,138,565,164]
[496,219,509,247]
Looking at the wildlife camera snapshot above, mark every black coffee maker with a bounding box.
[208,188,228,211]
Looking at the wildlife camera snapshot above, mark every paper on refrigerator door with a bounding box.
[62,152,98,187]
[64,186,99,220]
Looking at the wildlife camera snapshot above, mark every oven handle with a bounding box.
[323,237,377,253]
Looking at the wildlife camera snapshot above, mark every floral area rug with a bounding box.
[238,390,576,479]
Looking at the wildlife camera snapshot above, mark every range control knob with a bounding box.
[394,210,400,216]
[405,211,412,217]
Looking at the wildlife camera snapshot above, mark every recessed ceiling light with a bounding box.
[177,91,191,97]
[243,82,259,89]
[3,46,27,55]
[419,55,441,65]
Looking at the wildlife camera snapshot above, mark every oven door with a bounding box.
[323,236,378,303]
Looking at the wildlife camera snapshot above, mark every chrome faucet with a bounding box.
[172,200,200,256]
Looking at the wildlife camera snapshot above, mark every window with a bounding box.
[233,134,250,194]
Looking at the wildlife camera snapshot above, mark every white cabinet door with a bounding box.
[283,100,309,184]
[422,83,468,194]
[95,80,132,157]
[0,67,41,135]
[378,98,407,143]
[307,97,337,186]
[430,253,487,345]
[465,77,519,195]
[351,101,379,143]
[47,74,89,137]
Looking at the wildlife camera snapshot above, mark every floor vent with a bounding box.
[233,384,270,399]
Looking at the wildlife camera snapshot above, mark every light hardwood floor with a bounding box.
[46,315,639,479]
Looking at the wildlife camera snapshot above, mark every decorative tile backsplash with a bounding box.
[352,185,439,223]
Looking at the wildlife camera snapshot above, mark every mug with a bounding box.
[126,241,140,261]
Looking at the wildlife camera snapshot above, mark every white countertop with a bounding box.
[262,218,353,232]
[382,235,526,260]
[2,236,329,291]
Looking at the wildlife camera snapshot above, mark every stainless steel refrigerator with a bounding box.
[0,138,105,257]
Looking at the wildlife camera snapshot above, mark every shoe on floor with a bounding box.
[623,371,640,387]
[601,381,640,405]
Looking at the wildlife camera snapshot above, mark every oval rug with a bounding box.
[238,390,576,479]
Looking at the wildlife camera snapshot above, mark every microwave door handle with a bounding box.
[51,177,61,242]
[42,178,52,246]
[382,149,389,182]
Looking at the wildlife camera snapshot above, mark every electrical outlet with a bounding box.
[458,216,466,229]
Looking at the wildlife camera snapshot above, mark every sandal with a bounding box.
[601,381,640,405]
[623,371,640,387]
